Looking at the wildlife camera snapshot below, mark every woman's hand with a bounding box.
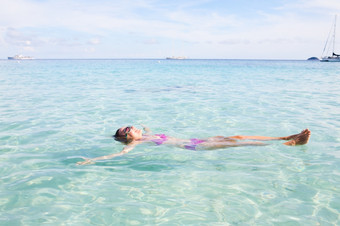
[140,124,151,133]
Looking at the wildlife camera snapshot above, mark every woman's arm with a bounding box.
[77,143,137,165]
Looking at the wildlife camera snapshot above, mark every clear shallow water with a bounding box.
[0,59,339,225]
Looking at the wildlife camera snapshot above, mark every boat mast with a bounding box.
[333,15,337,55]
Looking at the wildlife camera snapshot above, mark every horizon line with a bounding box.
[2,57,313,61]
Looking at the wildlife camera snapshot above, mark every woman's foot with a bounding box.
[282,129,309,140]
[283,129,311,146]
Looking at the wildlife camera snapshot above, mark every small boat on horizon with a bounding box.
[166,56,187,60]
[320,15,340,62]
[8,55,34,60]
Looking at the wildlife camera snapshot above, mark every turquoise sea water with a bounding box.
[0,59,339,225]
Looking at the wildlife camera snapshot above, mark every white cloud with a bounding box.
[142,38,159,45]
[282,0,340,12]
[0,0,239,41]
[4,27,41,47]
[0,0,339,58]
[87,38,100,45]
[23,46,35,52]
[84,47,96,53]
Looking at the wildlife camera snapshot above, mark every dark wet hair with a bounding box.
[113,128,130,144]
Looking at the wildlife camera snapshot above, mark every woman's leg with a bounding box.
[228,135,285,141]
[200,141,268,150]
[227,129,310,142]
[199,129,311,150]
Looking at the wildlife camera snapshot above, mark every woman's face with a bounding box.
[119,126,142,140]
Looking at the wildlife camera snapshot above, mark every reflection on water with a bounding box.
[0,59,339,225]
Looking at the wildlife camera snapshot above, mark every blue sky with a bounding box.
[1,0,340,59]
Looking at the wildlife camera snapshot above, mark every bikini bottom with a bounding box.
[184,138,205,150]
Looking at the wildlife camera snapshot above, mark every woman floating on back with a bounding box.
[77,126,311,165]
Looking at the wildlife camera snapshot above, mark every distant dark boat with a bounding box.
[307,57,319,61]
[320,16,340,62]
[8,55,34,60]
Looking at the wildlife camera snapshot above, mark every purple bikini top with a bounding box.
[151,134,168,145]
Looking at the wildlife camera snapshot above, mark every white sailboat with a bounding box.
[320,15,340,62]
